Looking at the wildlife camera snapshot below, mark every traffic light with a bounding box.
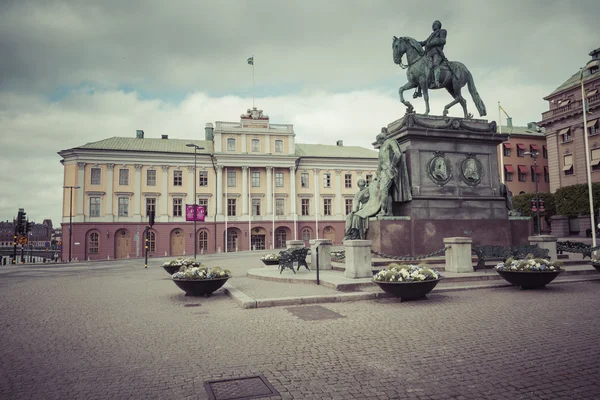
[16,210,26,234]
[149,210,155,227]
[25,220,32,234]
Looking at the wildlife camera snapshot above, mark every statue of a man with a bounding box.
[419,20,447,88]
[344,178,370,240]
[375,132,412,216]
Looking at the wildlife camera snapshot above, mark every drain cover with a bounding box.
[204,375,279,400]
[184,303,201,307]
[285,305,344,321]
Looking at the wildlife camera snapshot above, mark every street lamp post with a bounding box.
[525,151,541,234]
[186,144,205,259]
[580,61,597,249]
[63,185,80,262]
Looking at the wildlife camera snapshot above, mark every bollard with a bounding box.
[43,258,47,263]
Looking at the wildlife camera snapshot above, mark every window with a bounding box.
[531,166,539,182]
[88,232,99,254]
[227,138,236,151]
[118,197,129,217]
[89,197,101,217]
[198,199,208,216]
[275,139,283,153]
[517,165,527,182]
[146,198,156,215]
[559,128,571,143]
[148,231,156,252]
[252,171,260,187]
[589,119,599,136]
[252,198,261,216]
[544,167,550,182]
[173,170,182,186]
[503,144,511,157]
[147,169,156,186]
[542,146,548,159]
[366,174,373,185]
[173,198,182,217]
[323,198,332,216]
[227,198,236,216]
[517,144,525,157]
[90,168,101,185]
[563,154,574,175]
[344,174,352,188]
[227,170,236,187]
[591,149,600,171]
[251,139,260,152]
[275,228,287,249]
[302,228,311,241]
[199,171,208,187]
[301,173,309,188]
[345,198,353,215]
[505,172,513,182]
[198,230,208,252]
[118,169,129,185]
[323,173,331,188]
[301,198,310,216]
[275,171,284,187]
[275,198,285,216]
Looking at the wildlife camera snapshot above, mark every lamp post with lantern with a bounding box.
[186,143,205,259]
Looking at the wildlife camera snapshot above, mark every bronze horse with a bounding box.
[392,36,486,118]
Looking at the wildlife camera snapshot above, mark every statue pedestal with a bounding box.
[367,114,532,257]
[343,240,372,278]
[309,239,332,270]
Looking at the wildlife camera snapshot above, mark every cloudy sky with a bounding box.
[1,0,598,226]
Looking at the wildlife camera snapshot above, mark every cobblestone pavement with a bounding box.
[1,257,600,399]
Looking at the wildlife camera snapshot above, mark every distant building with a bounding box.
[538,47,600,236]
[0,219,53,247]
[58,108,379,261]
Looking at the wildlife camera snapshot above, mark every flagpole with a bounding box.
[272,168,275,249]
[225,167,228,253]
[252,54,255,109]
[314,171,319,239]
[499,102,505,184]
[580,65,596,249]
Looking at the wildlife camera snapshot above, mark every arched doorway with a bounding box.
[275,227,288,249]
[225,228,239,252]
[197,230,209,254]
[170,229,185,256]
[86,230,100,259]
[250,227,266,250]
[114,229,131,259]
[323,226,336,243]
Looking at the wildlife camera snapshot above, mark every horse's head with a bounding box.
[392,36,405,65]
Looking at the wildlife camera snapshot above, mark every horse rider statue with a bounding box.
[413,20,447,99]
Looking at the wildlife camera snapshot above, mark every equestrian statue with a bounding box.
[392,20,487,119]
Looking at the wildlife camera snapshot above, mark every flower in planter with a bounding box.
[373,263,442,282]
[495,254,562,272]
[172,264,232,280]
[330,250,345,261]
[163,258,200,269]
[260,253,280,261]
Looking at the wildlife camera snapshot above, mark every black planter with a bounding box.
[172,278,229,297]
[261,259,279,266]
[374,278,442,301]
[163,265,182,275]
[591,262,600,273]
[496,270,561,289]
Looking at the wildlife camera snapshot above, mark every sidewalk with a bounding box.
[222,255,600,309]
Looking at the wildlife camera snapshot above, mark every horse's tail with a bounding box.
[467,71,486,117]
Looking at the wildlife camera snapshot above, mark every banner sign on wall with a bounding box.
[185,205,206,222]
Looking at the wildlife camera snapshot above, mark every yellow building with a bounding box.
[58,108,378,260]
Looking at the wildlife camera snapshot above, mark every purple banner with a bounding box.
[185,204,206,222]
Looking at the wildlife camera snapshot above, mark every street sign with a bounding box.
[18,236,28,245]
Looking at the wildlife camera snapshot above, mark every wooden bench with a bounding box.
[279,247,310,274]
[472,245,550,271]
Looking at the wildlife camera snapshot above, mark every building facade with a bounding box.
[58,109,378,261]
[538,47,600,235]
[0,219,53,248]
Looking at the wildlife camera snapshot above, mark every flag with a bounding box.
[247,57,254,65]
[499,104,510,118]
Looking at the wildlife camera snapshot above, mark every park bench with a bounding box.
[472,244,549,271]
[557,241,592,259]
[279,247,310,274]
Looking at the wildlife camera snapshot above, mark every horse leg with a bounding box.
[443,96,461,117]
[420,79,430,115]
[399,81,417,114]
[453,87,470,119]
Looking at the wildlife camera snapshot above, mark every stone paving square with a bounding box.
[1,255,600,399]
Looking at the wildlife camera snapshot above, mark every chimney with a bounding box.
[205,123,214,141]
[161,134,168,139]
[506,117,512,129]
[336,140,343,146]
[136,130,144,138]
[589,47,600,60]
[527,122,537,130]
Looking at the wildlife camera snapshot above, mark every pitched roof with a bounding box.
[497,125,546,137]
[74,137,213,154]
[546,65,599,98]
[71,137,378,158]
[295,143,378,158]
